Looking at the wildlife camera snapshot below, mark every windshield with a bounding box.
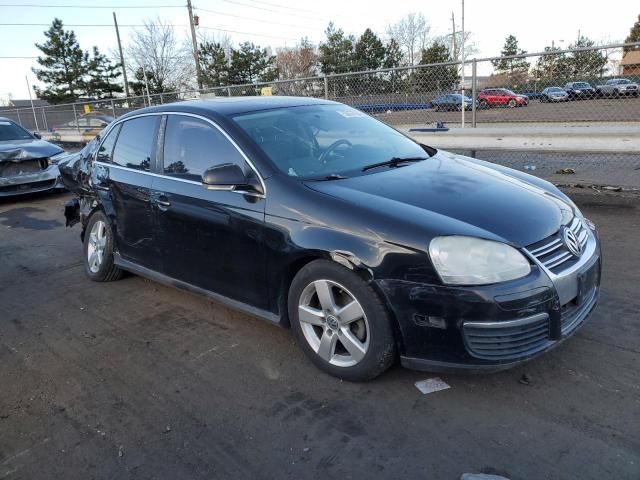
[575,82,591,88]
[0,120,33,141]
[548,87,564,92]
[232,104,430,180]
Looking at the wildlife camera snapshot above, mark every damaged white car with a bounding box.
[0,117,67,196]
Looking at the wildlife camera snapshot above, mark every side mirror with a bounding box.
[202,163,247,191]
[33,131,42,139]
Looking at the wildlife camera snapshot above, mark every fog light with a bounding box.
[413,314,446,329]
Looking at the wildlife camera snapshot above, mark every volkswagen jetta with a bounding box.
[59,97,601,381]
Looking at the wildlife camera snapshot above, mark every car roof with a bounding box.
[119,96,339,120]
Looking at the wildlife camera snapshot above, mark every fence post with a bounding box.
[159,93,164,104]
[471,59,477,128]
[72,103,80,135]
[324,76,329,99]
[110,99,116,118]
[41,107,48,131]
[227,86,231,97]
[16,108,22,126]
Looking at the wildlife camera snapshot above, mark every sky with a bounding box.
[0,0,637,100]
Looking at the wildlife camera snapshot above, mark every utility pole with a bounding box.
[450,12,457,59]
[25,76,39,131]
[186,0,203,91]
[461,0,465,128]
[113,12,130,98]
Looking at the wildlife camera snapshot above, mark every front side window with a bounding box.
[112,116,158,171]
[162,115,246,182]
[232,104,430,180]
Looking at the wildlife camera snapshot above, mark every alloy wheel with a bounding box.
[87,220,107,273]
[297,279,370,367]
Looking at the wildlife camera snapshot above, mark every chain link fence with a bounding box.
[1,42,639,188]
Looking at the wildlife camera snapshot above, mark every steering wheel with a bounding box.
[319,139,353,163]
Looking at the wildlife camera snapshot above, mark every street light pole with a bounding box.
[187,0,203,91]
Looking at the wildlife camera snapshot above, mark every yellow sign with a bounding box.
[83,104,91,114]
[260,87,273,96]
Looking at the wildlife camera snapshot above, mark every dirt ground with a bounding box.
[0,190,638,480]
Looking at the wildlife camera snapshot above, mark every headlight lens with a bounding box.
[429,236,531,285]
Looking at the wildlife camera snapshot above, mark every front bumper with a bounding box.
[377,225,601,372]
[0,165,63,197]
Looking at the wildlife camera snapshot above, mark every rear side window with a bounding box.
[112,116,158,171]
[162,115,246,182]
[96,124,121,163]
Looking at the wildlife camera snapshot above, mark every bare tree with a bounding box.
[126,18,194,93]
[386,13,430,65]
[276,38,318,80]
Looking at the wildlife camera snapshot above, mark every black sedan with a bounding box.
[0,117,66,196]
[59,97,601,381]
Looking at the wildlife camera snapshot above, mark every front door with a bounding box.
[150,114,268,310]
[93,115,161,270]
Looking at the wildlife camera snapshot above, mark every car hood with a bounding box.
[304,151,574,247]
[0,139,64,162]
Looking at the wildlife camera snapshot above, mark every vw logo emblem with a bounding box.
[562,226,583,257]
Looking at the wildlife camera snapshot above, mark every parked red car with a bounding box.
[477,88,529,108]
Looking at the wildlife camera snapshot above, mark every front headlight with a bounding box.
[48,151,67,165]
[429,236,531,285]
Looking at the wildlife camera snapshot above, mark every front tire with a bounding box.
[83,211,123,282]
[288,260,396,381]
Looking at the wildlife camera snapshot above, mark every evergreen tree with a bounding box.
[228,42,278,85]
[130,67,163,96]
[491,35,530,75]
[85,47,122,99]
[624,14,640,52]
[199,41,230,88]
[383,39,403,69]
[417,41,459,91]
[531,46,570,83]
[354,28,385,70]
[33,18,88,103]
[319,22,355,74]
[566,36,607,79]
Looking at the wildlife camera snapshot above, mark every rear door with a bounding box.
[150,114,268,309]
[94,115,161,269]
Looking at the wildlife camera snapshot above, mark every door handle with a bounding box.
[151,192,171,209]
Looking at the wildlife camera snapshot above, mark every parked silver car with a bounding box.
[540,87,569,102]
[596,78,639,97]
[0,117,66,196]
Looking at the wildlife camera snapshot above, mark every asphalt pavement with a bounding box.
[0,191,638,480]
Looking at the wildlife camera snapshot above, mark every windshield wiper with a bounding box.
[361,156,428,172]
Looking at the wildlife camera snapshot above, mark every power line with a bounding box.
[194,6,320,29]
[0,3,184,8]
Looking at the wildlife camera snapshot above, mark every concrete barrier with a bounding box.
[406,125,640,154]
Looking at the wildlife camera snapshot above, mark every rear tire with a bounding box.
[507,98,517,108]
[288,260,396,381]
[479,99,489,109]
[83,211,123,282]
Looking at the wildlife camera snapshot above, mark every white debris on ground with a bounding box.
[414,377,450,395]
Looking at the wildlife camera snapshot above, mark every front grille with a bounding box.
[463,314,551,361]
[561,282,599,336]
[526,217,588,274]
[0,159,47,177]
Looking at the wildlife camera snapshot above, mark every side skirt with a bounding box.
[114,253,283,326]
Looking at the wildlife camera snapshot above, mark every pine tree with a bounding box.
[85,47,122,99]
[383,39,403,69]
[319,23,355,75]
[491,35,530,75]
[624,14,640,52]
[33,18,88,103]
[417,41,459,91]
[354,28,385,71]
[566,36,607,79]
[228,42,277,85]
[199,41,230,88]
